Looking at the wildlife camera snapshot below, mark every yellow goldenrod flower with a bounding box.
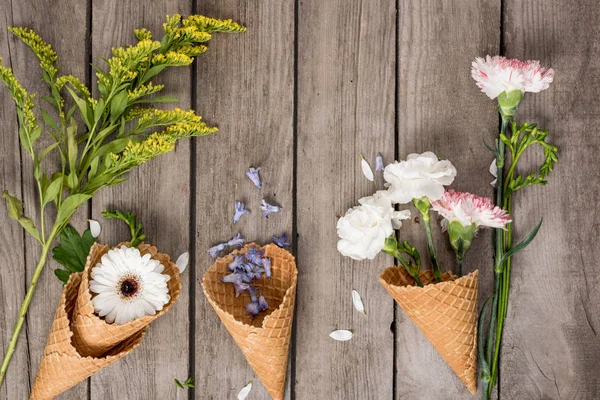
[8,27,58,77]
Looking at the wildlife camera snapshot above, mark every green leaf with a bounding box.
[478,296,493,378]
[67,86,92,129]
[54,268,71,284]
[56,194,92,227]
[133,95,179,104]
[42,176,63,206]
[94,97,105,123]
[2,190,41,242]
[52,224,96,282]
[174,379,184,389]
[101,208,145,246]
[67,170,79,190]
[30,126,42,145]
[39,142,60,162]
[500,218,543,264]
[67,120,78,171]
[110,91,129,124]
[141,64,167,84]
[41,108,60,134]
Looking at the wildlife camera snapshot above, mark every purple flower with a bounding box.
[208,243,226,259]
[246,301,260,317]
[271,233,291,248]
[247,263,266,280]
[246,247,265,265]
[233,201,250,224]
[258,295,268,312]
[247,286,258,302]
[229,254,246,271]
[227,233,245,248]
[245,167,262,188]
[262,258,272,278]
[260,199,281,219]
[376,152,384,172]
[221,273,250,297]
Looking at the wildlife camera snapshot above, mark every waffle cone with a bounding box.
[29,273,145,400]
[202,244,297,400]
[71,242,182,357]
[379,267,479,394]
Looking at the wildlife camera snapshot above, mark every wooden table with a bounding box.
[0,0,598,399]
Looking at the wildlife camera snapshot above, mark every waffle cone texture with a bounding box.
[71,242,182,357]
[202,244,298,400]
[29,273,145,400]
[379,267,479,394]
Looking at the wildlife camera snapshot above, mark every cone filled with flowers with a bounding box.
[337,152,511,394]
[202,243,297,400]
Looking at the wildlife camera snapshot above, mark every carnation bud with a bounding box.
[497,89,524,118]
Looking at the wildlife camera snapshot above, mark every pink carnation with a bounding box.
[431,190,511,229]
[471,55,554,99]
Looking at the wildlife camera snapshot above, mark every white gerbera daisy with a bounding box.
[89,246,171,325]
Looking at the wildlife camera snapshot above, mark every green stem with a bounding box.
[383,248,423,287]
[421,209,441,282]
[0,234,55,387]
[456,254,463,277]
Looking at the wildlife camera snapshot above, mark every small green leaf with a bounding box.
[52,224,96,278]
[41,108,60,134]
[110,91,129,124]
[2,190,41,242]
[174,379,184,389]
[56,194,92,227]
[94,97,105,123]
[478,296,493,378]
[39,142,60,162]
[500,218,543,264]
[67,87,92,129]
[67,120,78,171]
[141,64,167,83]
[133,95,179,104]
[42,176,63,206]
[67,171,79,191]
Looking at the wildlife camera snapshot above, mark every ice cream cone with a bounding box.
[29,272,145,400]
[379,267,479,394]
[71,242,182,357]
[202,244,297,400]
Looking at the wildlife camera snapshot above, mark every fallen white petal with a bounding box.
[237,381,252,400]
[361,156,374,182]
[352,290,366,316]
[489,159,497,187]
[176,252,189,273]
[329,329,353,341]
[88,219,101,238]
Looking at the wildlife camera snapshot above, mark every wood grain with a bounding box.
[396,0,500,397]
[500,1,600,398]
[89,1,191,399]
[2,1,89,398]
[294,0,396,398]
[194,1,294,399]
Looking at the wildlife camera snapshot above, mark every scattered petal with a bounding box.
[352,290,366,316]
[88,219,101,238]
[260,199,281,219]
[489,159,498,187]
[237,381,253,400]
[329,329,353,341]
[208,243,226,259]
[271,233,291,248]
[361,155,374,181]
[209,234,246,259]
[375,152,384,172]
[227,233,245,248]
[233,201,251,224]
[176,252,189,273]
[246,167,262,188]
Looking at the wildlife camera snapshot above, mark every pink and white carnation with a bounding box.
[383,152,456,204]
[431,189,511,229]
[471,55,554,99]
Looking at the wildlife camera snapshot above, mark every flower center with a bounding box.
[118,275,140,299]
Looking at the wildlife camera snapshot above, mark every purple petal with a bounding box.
[221,273,242,284]
[233,201,251,224]
[208,243,226,259]
[260,199,281,219]
[234,282,250,297]
[375,152,384,172]
[271,233,291,248]
[245,247,265,265]
[229,254,246,271]
[227,233,245,247]
[245,167,262,188]
[247,286,258,302]
[258,295,268,312]
[246,301,260,316]
[262,258,272,278]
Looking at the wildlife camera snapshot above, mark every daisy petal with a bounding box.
[176,252,189,273]
[88,219,101,238]
[352,289,366,316]
[330,329,353,341]
[237,381,253,400]
[361,156,374,181]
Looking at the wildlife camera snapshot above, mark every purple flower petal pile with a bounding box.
[221,247,271,318]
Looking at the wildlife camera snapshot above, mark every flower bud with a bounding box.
[497,89,524,118]
[447,221,477,259]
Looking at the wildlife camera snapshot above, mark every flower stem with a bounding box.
[0,232,55,387]
[420,208,441,282]
[456,254,463,277]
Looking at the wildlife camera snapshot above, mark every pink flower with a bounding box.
[471,55,554,99]
[431,190,511,229]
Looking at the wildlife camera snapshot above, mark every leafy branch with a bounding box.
[102,209,145,247]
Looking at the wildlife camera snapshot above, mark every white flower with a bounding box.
[90,246,171,324]
[358,190,411,229]
[489,159,497,187]
[471,55,554,100]
[337,203,393,261]
[431,190,511,229]
[383,152,456,204]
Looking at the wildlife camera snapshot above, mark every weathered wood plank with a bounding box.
[395,0,500,397]
[0,6,29,398]
[88,2,192,399]
[500,1,600,398]
[3,1,90,398]
[294,0,396,398]
[194,1,294,398]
